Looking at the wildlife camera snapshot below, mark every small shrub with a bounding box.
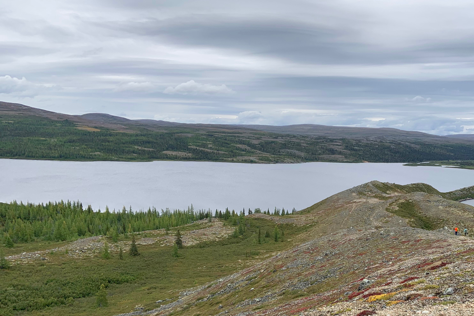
[96,284,108,307]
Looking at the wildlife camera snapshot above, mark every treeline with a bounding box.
[0,200,296,245]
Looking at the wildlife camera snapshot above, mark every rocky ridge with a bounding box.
[114,181,474,316]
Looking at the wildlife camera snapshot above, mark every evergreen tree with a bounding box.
[258,228,261,244]
[0,249,10,269]
[119,247,123,260]
[102,242,111,259]
[96,284,108,307]
[175,230,183,249]
[129,235,140,256]
[172,243,179,257]
[4,234,14,248]
[238,223,245,235]
[265,230,270,238]
[274,226,279,242]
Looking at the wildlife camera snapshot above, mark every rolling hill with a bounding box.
[3,181,474,315]
[2,101,474,163]
[114,181,474,316]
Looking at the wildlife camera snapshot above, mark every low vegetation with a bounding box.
[0,216,309,316]
[2,181,474,316]
[387,201,438,230]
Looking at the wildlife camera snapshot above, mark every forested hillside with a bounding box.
[2,102,474,163]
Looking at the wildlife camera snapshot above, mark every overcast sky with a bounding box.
[1,0,474,134]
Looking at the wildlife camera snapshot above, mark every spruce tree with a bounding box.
[102,242,111,259]
[258,228,261,244]
[129,235,140,256]
[4,234,14,248]
[172,244,179,257]
[119,247,123,260]
[175,230,183,249]
[274,226,279,242]
[96,284,108,307]
[0,249,10,269]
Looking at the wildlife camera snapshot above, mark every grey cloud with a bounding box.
[95,12,474,66]
[0,44,55,58]
[98,15,372,65]
[1,0,474,134]
[0,75,56,97]
[0,16,73,42]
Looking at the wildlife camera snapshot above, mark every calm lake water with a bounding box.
[1,159,473,212]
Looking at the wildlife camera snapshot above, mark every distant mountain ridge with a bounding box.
[1,101,469,143]
[2,100,474,163]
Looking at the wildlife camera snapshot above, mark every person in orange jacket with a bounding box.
[455,227,459,235]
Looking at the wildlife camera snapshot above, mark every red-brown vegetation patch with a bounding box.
[348,289,369,300]
[406,293,423,301]
[356,311,376,316]
[416,262,434,269]
[420,296,438,301]
[289,306,310,314]
[382,281,393,286]
[400,277,419,284]
[429,262,449,270]
[458,248,474,255]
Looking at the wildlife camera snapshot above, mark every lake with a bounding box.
[0,159,473,212]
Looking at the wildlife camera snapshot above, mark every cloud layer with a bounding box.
[164,80,234,95]
[1,0,474,134]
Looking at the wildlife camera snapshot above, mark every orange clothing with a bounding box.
[455,227,459,232]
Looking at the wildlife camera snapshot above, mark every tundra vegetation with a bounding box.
[2,182,474,315]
